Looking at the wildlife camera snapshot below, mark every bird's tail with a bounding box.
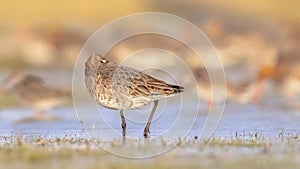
[169,84,184,94]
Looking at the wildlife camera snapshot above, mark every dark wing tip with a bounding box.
[170,84,184,93]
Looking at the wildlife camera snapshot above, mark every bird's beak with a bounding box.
[0,75,12,94]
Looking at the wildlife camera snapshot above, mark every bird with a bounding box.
[193,67,259,108]
[84,54,184,138]
[0,72,68,117]
[254,49,300,101]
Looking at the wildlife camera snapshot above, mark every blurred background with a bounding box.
[0,0,299,118]
[1,0,299,67]
[0,1,300,166]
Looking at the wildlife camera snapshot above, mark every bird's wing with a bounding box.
[122,67,183,98]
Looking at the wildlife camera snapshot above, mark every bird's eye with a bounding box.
[100,60,107,64]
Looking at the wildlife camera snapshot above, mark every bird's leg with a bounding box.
[207,100,212,110]
[252,80,266,103]
[120,110,126,137]
[144,100,159,138]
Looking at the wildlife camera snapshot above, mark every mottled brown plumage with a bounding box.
[85,54,184,137]
[0,72,68,116]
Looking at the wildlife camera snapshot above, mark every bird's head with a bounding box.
[86,53,109,67]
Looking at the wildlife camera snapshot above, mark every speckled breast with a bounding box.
[85,76,151,110]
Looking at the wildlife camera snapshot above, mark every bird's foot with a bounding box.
[143,126,150,138]
[122,123,126,137]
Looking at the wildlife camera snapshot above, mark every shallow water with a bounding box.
[0,102,299,140]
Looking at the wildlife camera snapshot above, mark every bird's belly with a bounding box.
[96,95,152,110]
[31,98,65,111]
